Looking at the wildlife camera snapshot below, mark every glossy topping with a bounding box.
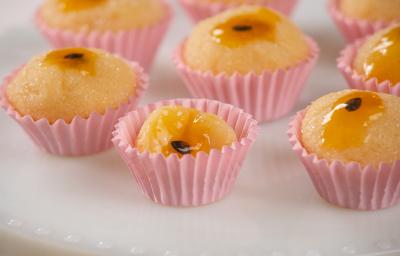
[57,0,107,12]
[301,90,400,166]
[322,91,384,150]
[44,48,97,76]
[355,26,400,85]
[6,48,136,123]
[210,8,281,48]
[136,106,238,157]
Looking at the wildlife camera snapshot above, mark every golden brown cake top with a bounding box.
[301,90,400,167]
[184,6,309,75]
[40,0,166,32]
[340,0,400,22]
[6,48,136,123]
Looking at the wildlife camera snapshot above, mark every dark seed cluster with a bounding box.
[171,140,192,155]
[233,24,253,32]
[345,97,362,112]
[64,53,85,60]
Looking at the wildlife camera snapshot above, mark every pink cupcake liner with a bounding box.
[328,0,396,43]
[0,62,149,157]
[34,2,172,72]
[288,110,400,211]
[179,0,298,23]
[173,37,319,123]
[112,98,259,207]
[338,38,400,96]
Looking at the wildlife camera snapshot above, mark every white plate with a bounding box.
[1,1,400,256]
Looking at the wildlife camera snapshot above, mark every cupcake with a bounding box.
[35,0,172,71]
[338,25,400,96]
[174,6,319,122]
[0,47,148,156]
[329,0,400,42]
[289,89,400,210]
[179,0,299,23]
[112,98,259,207]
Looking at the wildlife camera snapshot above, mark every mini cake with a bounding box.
[184,6,309,75]
[353,25,400,85]
[112,99,259,207]
[36,0,172,71]
[338,25,400,95]
[39,0,165,32]
[329,0,400,42]
[179,0,298,23]
[1,47,148,156]
[174,6,319,122]
[136,106,237,157]
[7,47,136,124]
[301,90,400,167]
[289,89,400,210]
[340,0,400,22]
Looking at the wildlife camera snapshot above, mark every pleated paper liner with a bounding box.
[338,38,400,96]
[34,1,172,72]
[179,0,298,23]
[288,110,400,211]
[173,37,319,123]
[0,62,148,157]
[328,0,396,43]
[112,98,259,207]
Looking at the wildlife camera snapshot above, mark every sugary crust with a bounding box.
[183,6,309,75]
[40,0,165,32]
[301,90,400,166]
[6,48,136,123]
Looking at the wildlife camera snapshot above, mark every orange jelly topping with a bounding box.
[210,8,281,48]
[44,48,98,76]
[136,106,237,157]
[362,26,400,85]
[322,91,384,150]
[57,0,107,12]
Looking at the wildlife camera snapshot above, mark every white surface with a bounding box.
[0,1,400,256]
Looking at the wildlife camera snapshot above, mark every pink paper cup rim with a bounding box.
[112,98,260,207]
[0,60,149,156]
[288,110,400,211]
[34,1,173,71]
[173,37,319,122]
[328,0,397,42]
[338,37,400,96]
[179,0,298,23]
